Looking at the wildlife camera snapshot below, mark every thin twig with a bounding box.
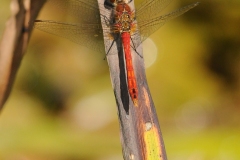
[0,0,46,110]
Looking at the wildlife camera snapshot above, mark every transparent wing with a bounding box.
[35,0,199,55]
[34,20,106,53]
[135,0,173,22]
[47,0,111,23]
[34,0,114,54]
[134,2,199,47]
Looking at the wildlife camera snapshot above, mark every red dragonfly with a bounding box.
[34,0,199,106]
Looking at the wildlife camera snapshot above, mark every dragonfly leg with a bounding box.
[100,14,112,27]
[104,39,116,60]
[104,33,122,60]
[130,36,142,58]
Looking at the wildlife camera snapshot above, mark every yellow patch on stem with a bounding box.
[144,125,163,160]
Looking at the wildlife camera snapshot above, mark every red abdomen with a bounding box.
[121,32,138,106]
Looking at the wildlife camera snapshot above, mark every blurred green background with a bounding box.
[1,0,240,159]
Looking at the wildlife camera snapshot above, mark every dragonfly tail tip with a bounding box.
[133,99,138,107]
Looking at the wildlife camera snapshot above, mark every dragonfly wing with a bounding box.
[135,0,173,22]
[34,20,106,54]
[47,0,111,23]
[136,2,199,44]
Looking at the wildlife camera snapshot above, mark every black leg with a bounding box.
[130,36,143,58]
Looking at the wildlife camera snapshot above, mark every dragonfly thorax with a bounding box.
[113,3,134,33]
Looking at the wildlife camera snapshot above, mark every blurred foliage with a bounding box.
[1,0,240,159]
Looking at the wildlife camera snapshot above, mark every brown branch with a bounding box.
[0,0,46,110]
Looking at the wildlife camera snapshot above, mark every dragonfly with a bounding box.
[34,0,199,106]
